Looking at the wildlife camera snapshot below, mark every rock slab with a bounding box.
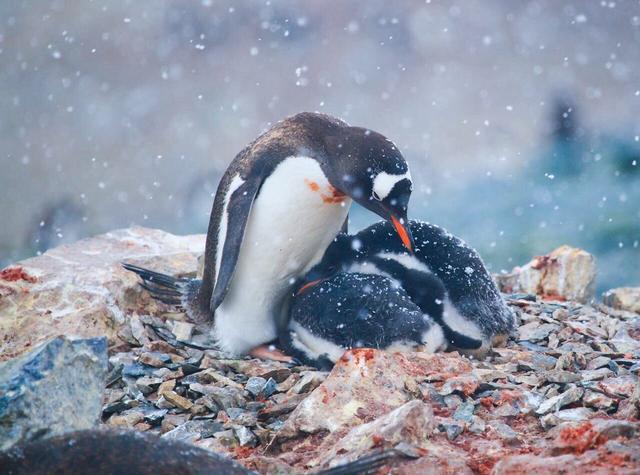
[603,287,640,314]
[0,226,204,361]
[496,245,596,303]
[0,336,108,450]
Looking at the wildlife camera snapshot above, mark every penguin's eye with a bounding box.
[372,190,382,201]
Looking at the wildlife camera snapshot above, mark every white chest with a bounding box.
[214,157,352,355]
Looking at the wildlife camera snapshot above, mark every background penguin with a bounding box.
[280,272,447,369]
[302,220,516,356]
[125,112,416,358]
[0,429,404,475]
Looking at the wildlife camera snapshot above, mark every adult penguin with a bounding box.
[124,112,414,357]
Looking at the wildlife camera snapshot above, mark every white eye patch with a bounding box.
[372,170,412,201]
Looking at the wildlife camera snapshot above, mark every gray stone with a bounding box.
[162,420,224,443]
[261,377,277,398]
[226,408,258,427]
[0,336,107,450]
[544,370,581,384]
[469,416,486,434]
[490,422,519,443]
[135,376,162,395]
[583,390,616,410]
[540,407,595,429]
[453,401,475,422]
[205,386,246,410]
[245,376,267,397]
[290,371,327,394]
[587,356,611,370]
[535,385,584,415]
[580,368,613,382]
[444,422,465,440]
[233,425,258,447]
[518,322,560,342]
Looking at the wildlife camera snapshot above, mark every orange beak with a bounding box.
[390,215,413,253]
[295,278,324,296]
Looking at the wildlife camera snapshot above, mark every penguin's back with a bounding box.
[0,429,253,475]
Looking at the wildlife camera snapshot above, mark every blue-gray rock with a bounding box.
[0,336,107,450]
[245,376,267,397]
[453,401,475,422]
[261,377,277,398]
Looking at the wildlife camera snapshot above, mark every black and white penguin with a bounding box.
[124,112,415,357]
[302,220,516,356]
[280,272,447,369]
[0,429,401,475]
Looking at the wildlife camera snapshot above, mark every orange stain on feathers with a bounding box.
[304,179,346,204]
[304,179,320,192]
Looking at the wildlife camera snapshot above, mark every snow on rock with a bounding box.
[0,227,204,361]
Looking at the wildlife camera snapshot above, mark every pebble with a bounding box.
[162,391,193,411]
[535,385,584,415]
[290,371,327,394]
[171,321,194,341]
[490,422,519,443]
[225,408,258,427]
[245,376,268,397]
[233,426,258,447]
[453,401,475,422]
[443,422,464,441]
[135,376,162,395]
[139,352,172,368]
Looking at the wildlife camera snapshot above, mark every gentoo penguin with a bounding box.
[302,220,516,356]
[124,112,414,357]
[0,429,400,475]
[280,272,447,369]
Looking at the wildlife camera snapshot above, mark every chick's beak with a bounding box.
[390,215,414,253]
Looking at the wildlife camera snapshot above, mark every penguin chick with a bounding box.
[304,220,516,357]
[280,272,446,369]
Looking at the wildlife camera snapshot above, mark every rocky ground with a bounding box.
[1,227,640,474]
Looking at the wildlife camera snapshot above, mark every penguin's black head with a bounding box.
[327,126,414,252]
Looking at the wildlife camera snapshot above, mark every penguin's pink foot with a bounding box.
[249,345,294,363]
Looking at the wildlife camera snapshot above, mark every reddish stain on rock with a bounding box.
[557,422,599,454]
[480,397,494,409]
[233,446,255,459]
[371,434,384,447]
[0,266,37,283]
[319,386,330,404]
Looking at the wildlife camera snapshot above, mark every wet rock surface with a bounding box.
[0,336,107,450]
[2,230,639,473]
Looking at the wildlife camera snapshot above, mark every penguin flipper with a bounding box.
[210,176,263,312]
[340,214,349,234]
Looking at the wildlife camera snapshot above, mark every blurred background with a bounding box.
[1,0,639,293]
